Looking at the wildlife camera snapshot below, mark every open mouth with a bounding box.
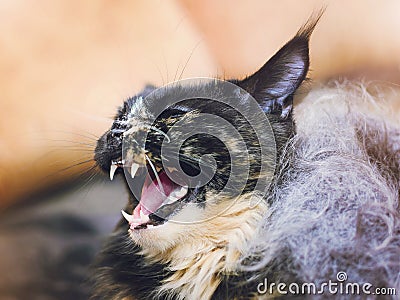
[109,158,189,230]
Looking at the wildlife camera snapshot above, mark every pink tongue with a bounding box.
[140,172,180,215]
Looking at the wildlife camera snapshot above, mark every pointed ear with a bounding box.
[237,14,321,118]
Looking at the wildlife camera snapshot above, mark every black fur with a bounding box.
[91,225,174,300]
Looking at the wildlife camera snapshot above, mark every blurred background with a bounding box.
[0,1,400,299]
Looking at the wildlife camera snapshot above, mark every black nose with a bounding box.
[94,132,122,172]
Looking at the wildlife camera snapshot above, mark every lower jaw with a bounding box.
[130,221,165,230]
[127,221,173,250]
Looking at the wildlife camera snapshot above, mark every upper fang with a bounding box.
[130,163,140,178]
[110,164,118,180]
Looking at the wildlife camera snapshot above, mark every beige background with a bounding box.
[1,0,400,207]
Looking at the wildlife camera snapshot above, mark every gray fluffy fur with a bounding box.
[242,81,400,299]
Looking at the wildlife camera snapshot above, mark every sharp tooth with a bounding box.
[130,163,140,178]
[175,186,188,198]
[121,210,137,223]
[110,164,118,180]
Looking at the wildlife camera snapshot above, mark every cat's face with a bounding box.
[94,21,316,252]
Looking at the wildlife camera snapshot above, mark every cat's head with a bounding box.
[94,18,318,252]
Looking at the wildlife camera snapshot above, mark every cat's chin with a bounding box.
[126,192,267,257]
[123,192,268,283]
[127,204,208,253]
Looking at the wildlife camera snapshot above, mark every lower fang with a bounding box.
[121,210,141,224]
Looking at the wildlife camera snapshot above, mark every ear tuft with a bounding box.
[296,9,324,40]
[237,10,323,119]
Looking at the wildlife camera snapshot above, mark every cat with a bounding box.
[92,13,400,300]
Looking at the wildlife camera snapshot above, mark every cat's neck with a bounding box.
[139,193,268,299]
